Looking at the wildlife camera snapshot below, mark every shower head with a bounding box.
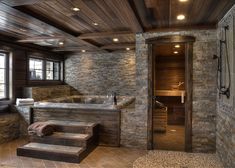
[213,55,219,59]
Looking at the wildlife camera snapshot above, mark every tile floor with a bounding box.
[0,138,146,168]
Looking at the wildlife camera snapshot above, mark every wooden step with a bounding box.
[17,143,89,163]
[47,120,99,134]
[30,132,94,147]
[17,121,99,163]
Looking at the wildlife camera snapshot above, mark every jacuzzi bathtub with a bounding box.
[37,95,135,110]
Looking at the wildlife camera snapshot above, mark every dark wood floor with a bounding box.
[0,138,147,168]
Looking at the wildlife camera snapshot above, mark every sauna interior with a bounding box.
[0,0,235,167]
[153,43,186,151]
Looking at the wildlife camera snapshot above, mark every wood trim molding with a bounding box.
[146,35,196,44]
[185,43,193,152]
[78,31,135,39]
[100,43,135,50]
[146,25,217,33]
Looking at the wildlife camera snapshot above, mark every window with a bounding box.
[46,61,60,80]
[29,58,43,80]
[0,53,9,99]
[29,58,61,81]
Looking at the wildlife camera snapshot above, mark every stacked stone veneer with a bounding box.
[216,5,235,168]
[24,85,80,101]
[65,51,136,96]
[136,30,217,151]
[0,113,20,144]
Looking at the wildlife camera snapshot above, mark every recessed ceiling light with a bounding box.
[126,47,130,51]
[82,50,86,53]
[175,44,180,48]
[113,38,119,42]
[19,28,27,32]
[174,51,179,54]
[58,42,64,45]
[179,0,188,2]
[72,7,80,11]
[93,22,98,26]
[177,14,185,20]
[170,129,177,132]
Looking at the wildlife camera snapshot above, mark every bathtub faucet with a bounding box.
[112,92,117,105]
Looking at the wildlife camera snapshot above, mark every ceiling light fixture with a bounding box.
[177,14,185,20]
[113,38,119,42]
[175,44,180,48]
[72,7,80,11]
[82,50,86,53]
[126,47,130,51]
[179,0,188,2]
[93,22,98,26]
[58,42,64,46]
[174,51,179,54]
[19,28,27,32]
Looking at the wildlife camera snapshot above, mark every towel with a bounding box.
[16,98,34,106]
[28,122,55,137]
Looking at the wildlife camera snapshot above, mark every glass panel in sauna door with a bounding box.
[153,43,185,151]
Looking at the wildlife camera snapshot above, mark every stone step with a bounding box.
[30,132,93,147]
[17,143,88,163]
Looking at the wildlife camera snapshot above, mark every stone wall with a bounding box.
[24,85,80,101]
[0,113,20,144]
[65,51,136,96]
[216,5,235,168]
[136,30,217,151]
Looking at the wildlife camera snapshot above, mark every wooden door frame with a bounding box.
[146,35,195,152]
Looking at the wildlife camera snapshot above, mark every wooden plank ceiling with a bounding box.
[0,0,234,53]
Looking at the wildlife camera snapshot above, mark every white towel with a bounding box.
[16,98,34,106]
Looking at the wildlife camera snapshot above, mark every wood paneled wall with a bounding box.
[0,39,64,112]
[155,56,185,90]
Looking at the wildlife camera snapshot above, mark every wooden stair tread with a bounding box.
[20,143,84,155]
[48,120,97,127]
[51,132,90,140]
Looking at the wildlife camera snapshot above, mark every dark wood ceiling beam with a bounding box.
[147,24,217,33]
[0,0,53,6]
[53,47,99,52]
[129,0,152,29]
[101,43,135,50]
[78,31,135,40]
[17,35,64,43]
[106,0,143,33]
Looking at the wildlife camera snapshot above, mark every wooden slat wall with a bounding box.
[0,41,64,112]
[155,56,185,90]
[33,108,121,147]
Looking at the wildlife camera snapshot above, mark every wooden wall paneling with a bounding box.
[33,108,121,147]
